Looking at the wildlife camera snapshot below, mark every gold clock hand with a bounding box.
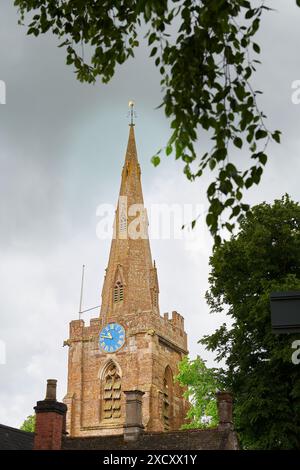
[100,334,112,339]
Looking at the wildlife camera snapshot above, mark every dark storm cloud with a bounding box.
[0,0,300,427]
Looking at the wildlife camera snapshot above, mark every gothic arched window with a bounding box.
[102,362,122,421]
[163,366,173,431]
[113,281,124,303]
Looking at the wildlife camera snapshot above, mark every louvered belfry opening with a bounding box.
[152,288,158,308]
[102,362,122,421]
[113,281,124,303]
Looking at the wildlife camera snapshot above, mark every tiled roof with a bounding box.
[0,423,34,450]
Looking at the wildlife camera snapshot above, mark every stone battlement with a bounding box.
[67,308,187,354]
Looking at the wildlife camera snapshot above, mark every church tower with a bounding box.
[64,116,188,437]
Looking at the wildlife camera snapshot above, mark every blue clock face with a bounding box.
[99,323,125,353]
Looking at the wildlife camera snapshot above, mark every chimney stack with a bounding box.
[216,391,233,430]
[123,390,144,442]
[33,379,67,450]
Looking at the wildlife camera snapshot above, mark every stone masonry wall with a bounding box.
[64,309,188,437]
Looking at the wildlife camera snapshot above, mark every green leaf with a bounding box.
[233,137,243,149]
[225,198,235,207]
[234,85,245,101]
[226,163,237,175]
[207,183,216,197]
[230,205,241,218]
[213,148,227,161]
[206,213,215,227]
[209,158,217,170]
[151,155,160,167]
[166,144,172,156]
[148,32,157,45]
[255,129,268,140]
[253,42,260,54]
[245,9,256,19]
[225,222,234,232]
[150,46,157,57]
[258,153,268,165]
[272,131,281,143]
[245,177,253,189]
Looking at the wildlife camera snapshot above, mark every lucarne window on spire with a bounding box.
[152,288,158,308]
[113,281,124,303]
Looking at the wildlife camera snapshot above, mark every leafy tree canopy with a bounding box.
[175,355,221,429]
[20,414,35,433]
[201,195,300,448]
[13,0,293,243]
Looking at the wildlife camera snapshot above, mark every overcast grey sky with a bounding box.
[1,1,300,428]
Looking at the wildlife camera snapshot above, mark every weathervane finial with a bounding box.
[128,100,136,127]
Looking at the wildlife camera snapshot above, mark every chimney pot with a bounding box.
[123,390,145,442]
[216,391,233,430]
[45,379,57,401]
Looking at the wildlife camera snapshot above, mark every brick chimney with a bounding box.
[216,391,233,430]
[34,379,67,450]
[123,390,145,442]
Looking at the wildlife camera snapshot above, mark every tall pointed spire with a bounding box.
[100,117,159,323]
[119,125,143,206]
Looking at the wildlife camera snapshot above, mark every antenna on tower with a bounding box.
[78,264,85,320]
[128,100,137,126]
[77,265,101,319]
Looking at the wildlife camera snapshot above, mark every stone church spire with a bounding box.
[64,114,188,437]
[100,123,159,323]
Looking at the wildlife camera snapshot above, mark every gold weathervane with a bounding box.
[128,100,136,126]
